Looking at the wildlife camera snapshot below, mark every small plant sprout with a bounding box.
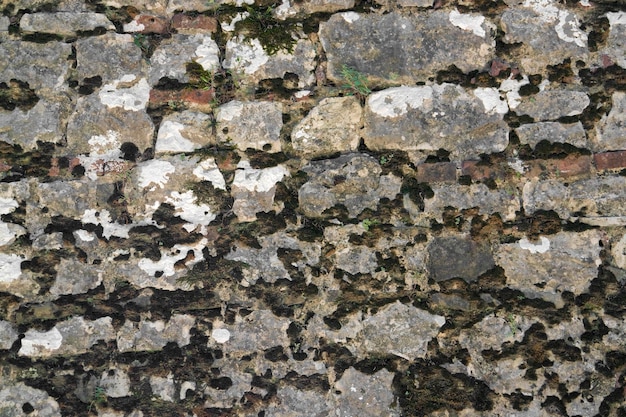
[340,65,371,98]
[88,386,107,412]
[362,218,379,232]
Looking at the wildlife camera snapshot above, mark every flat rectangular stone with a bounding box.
[20,12,114,36]
[524,155,592,179]
[416,162,457,183]
[523,176,626,219]
[515,121,587,148]
[171,14,218,33]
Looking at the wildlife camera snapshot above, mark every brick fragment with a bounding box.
[0,160,11,172]
[149,88,215,112]
[525,154,592,179]
[594,151,626,172]
[171,14,217,33]
[126,15,170,34]
[461,161,496,181]
[416,162,457,183]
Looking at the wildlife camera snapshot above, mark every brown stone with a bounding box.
[416,162,457,183]
[134,15,170,34]
[461,161,496,181]
[149,88,215,112]
[594,151,626,172]
[171,14,217,33]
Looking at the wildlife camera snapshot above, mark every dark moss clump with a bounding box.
[235,6,298,56]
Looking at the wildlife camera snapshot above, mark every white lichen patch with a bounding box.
[368,86,433,118]
[555,11,587,47]
[212,328,231,343]
[499,75,529,109]
[341,12,360,23]
[138,238,207,277]
[0,253,23,283]
[217,101,244,122]
[519,236,551,254]
[18,327,63,356]
[165,191,217,231]
[81,209,132,239]
[99,75,150,111]
[138,160,175,190]
[220,11,249,32]
[449,9,486,37]
[122,19,144,32]
[193,158,226,190]
[156,121,196,153]
[606,11,626,27]
[194,36,220,71]
[474,87,509,115]
[0,197,18,215]
[232,161,289,193]
[224,36,269,75]
[88,130,121,155]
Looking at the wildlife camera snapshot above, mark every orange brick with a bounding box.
[594,151,626,171]
[526,154,592,178]
[416,162,457,183]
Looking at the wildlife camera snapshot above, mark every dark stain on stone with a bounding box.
[0,80,39,111]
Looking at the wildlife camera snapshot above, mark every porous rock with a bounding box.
[514,90,589,121]
[594,91,626,152]
[116,314,195,352]
[334,367,399,417]
[155,110,216,154]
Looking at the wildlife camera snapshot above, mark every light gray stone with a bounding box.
[320,11,495,85]
[0,16,9,32]
[102,0,168,14]
[75,33,146,83]
[20,12,114,36]
[335,245,378,275]
[149,34,219,86]
[0,100,67,150]
[427,235,495,283]
[49,259,102,297]
[18,316,115,357]
[66,87,154,156]
[150,374,176,402]
[418,183,520,222]
[291,96,362,158]
[216,101,283,152]
[594,91,626,151]
[201,366,252,408]
[500,6,589,74]
[515,90,589,121]
[230,161,289,222]
[363,84,509,160]
[275,0,355,19]
[155,110,216,154]
[358,301,445,360]
[116,314,195,352]
[0,320,18,350]
[0,383,60,417]
[0,40,71,92]
[100,368,131,398]
[267,386,331,417]
[515,121,587,148]
[210,310,290,353]
[495,230,602,307]
[334,367,399,417]
[36,181,102,219]
[523,176,626,220]
[223,36,317,88]
[167,0,221,13]
[299,153,401,218]
[611,233,626,270]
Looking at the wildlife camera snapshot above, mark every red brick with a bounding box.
[171,14,217,33]
[594,151,626,172]
[461,160,495,181]
[149,88,215,112]
[415,162,457,183]
[127,15,170,34]
[525,154,592,179]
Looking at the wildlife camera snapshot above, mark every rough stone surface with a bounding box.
[320,11,495,85]
[155,110,215,154]
[514,90,590,121]
[495,230,602,307]
[291,96,362,158]
[364,84,509,159]
[216,101,283,152]
[0,320,18,350]
[299,153,401,218]
[224,37,317,88]
[500,5,589,74]
[75,33,146,83]
[427,235,495,282]
[594,91,626,151]
[49,258,102,296]
[515,121,587,148]
[275,0,355,18]
[0,100,68,150]
[601,11,626,68]
[116,314,195,352]
[149,34,220,86]
[20,12,114,36]
[230,161,289,222]
[0,383,60,417]
[334,368,399,417]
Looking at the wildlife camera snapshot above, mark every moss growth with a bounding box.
[235,6,298,56]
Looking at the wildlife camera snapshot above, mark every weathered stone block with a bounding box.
[515,90,589,121]
[291,96,362,158]
[20,12,114,36]
[117,314,195,352]
[216,101,283,152]
[75,33,146,83]
[594,92,626,151]
[594,150,626,171]
[363,84,509,160]
[319,11,495,85]
[515,121,587,148]
[427,235,495,282]
[155,110,216,154]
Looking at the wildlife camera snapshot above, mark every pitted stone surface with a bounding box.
[495,230,602,307]
[116,314,195,352]
[334,368,399,417]
[216,101,283,152]
[320,11,495,85]
[0,383,60,417]
[363,84,509,159]
[0,100,68,150]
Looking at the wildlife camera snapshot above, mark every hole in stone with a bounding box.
[22,403,34,414]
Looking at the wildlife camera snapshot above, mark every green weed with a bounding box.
[340,65,371,98]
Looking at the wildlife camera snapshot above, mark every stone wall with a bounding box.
[0,0,625,415]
